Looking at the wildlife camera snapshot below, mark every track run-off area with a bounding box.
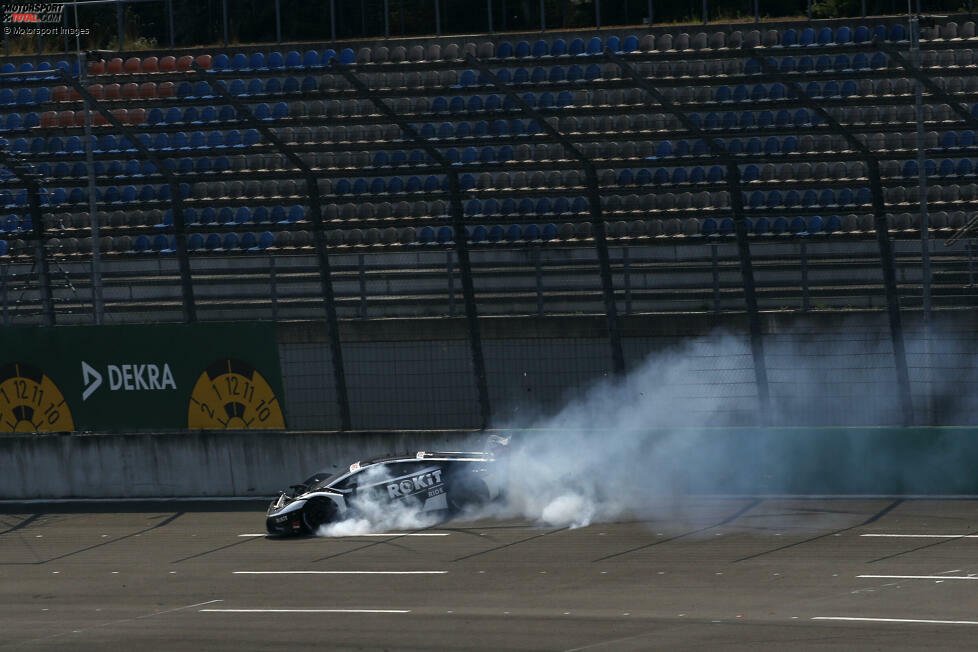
[3,498,978,650]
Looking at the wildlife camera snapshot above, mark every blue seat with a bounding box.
[273,51,291,69]
[223,233,239,250]
[133,235,150,252]
[303,49,321,68]
[585,36,602,55]
[259,231,275,249]
[321,48,337,65]
[515,40,531,58]
[497,41,514,58]
[852,53,869,70]
[234,207,251,224]
[836,26,852,43]
[338,48,355,64]
[719,218,734,235]
[283,77,299,93]
[701,218,718,236]
[958,159,974,176]
[889,23,906,41]
[287,205,304,221]
[532,39,548,57]
[817,27,833,44]
[248,52,266,69]
[213,53,230,70]
[198,208,216,225]
[240,232,257,249]
[781,28,797,46]
[902,160,918,177]
[230,53,248,70]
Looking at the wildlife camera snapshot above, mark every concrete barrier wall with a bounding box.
[0,430,481,499]
[4,427,978,499]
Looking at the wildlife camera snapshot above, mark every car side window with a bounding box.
[332,470,361,492]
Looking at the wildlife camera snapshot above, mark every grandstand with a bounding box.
[0,13,977,327]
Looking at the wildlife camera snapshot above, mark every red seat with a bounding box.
[40,110,58,127]
[139,82,156,99]
[175,55,194,70]
[51,85,68,102]
[106,57,124,74]
[195,54,212,70]
[156,81,174,98]
[102,83,120,99]
[121,82,139,99]
[158,56,176,71]
[141,56,159,72]
[92,112,108,126]
[58,110,75,127]
[123,57,141,73]
[127,107,146,124]
[87,83,104,100]
[88,60,105,75]
[110,108,128,123]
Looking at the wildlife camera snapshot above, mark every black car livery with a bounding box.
[265,445,507,536]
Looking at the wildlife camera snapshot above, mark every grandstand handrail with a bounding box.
[606,48,770,418]
[745,46,913,425]
[194,63,352,431]
[326,59,492,429]
[465,52,626,377]
[0,146,54,325]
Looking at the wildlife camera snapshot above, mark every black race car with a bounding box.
[265,441,508,536]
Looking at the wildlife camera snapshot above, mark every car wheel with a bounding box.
[448,478,489,515]
[302,497,337,533]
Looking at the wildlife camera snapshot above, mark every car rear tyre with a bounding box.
[302,497,337,533]
[448,478,489,515]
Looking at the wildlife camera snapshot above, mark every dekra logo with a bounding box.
[81,361,177,401]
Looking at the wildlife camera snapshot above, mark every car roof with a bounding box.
[359,450,490,465]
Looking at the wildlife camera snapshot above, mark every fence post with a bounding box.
[79,52,104,325]
[745,48,913,425]
[268,254,279,321]
[116,0,125,51]
[608,49,771,420]
[195,65,353,430]
[466,53,626,376]
[52,69,197,323]
[328,61,492,429]
[168,0,175,46]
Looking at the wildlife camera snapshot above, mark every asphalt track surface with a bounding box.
[4,498,978,650]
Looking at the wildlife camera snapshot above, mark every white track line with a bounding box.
[233,571,447,575]
[200,609,409,614]
[858,575,978,580]
[337,533,450,537]
[860,534,978,538]
[813,617,978,625]
[238,534,267,537]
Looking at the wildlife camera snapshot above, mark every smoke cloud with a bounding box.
[317,316,978,534]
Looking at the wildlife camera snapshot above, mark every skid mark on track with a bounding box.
[171,533,261,564]
[0,512,184,566]
[0,599,223,648]
[868,527,978,564]
[594,498,763,563]
[0,513,40,536]
[452,527,569,561]
[312,528,437,562]
[734,499,903,563]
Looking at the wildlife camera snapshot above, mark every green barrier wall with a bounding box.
[0,322,285,432]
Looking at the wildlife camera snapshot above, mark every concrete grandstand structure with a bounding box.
[1,15,978,324]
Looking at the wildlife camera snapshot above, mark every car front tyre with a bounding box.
[302,497,337,534]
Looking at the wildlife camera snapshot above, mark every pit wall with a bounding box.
[3,427,978,499]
